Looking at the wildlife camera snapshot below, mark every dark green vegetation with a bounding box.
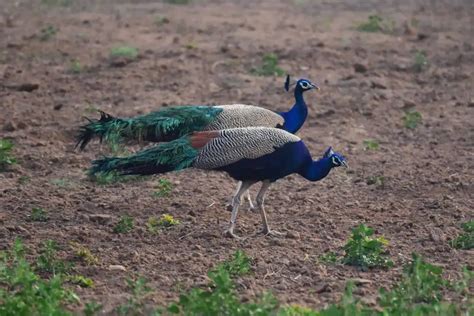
[356,15,394,33]
[30,207,49,222]
[414,51,429,72]
[39,25,58,41]
[451,220,474,250]
[319,224,393,270]
[113,215,135,234]
[0,240,471,315]
[251,53,285,77]
[363,139,379,151]
[403,110,422,129]
[109,46,139,60]
[0,139,16,171]
[153,179,174,197]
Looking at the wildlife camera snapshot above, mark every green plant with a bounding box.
[366,175,385,188]
[109,46,139,60]
[147,214,180,233]
[116,276,151,315]
[68,274,94,288]
[154,16,170,26]
[363,139,379,150]
[342,224,393,270]
[113,215,134,234]
[39,25,58,41]
[69,59,82,73]
[41,0,73,6]
[153,179,173,197]
[0,139,17,171]
[30,207,49,222]
[165,0,191,4]
[357,15,392,33]
[403,110,422,129]
[318,251,338,265]
[414,51,428,72]
[379,253,449,313]
[36,240,73,275]
[251,53,285,77]
[216,249,252,277]
[0,240,79,315]
[70,242,99,265]
[84,301,103,316]
[450,220,474,249]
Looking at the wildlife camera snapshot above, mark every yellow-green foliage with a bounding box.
[70,242,99,265]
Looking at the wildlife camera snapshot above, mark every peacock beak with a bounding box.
[341,161,348,169]
[311,83,320,91]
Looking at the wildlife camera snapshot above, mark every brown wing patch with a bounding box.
[190,130,219,149]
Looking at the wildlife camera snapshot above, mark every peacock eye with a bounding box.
[332,157,340,165]
[300,81,309,88]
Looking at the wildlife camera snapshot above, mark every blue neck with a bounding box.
[299,157,333,181]
[280,87,308,133]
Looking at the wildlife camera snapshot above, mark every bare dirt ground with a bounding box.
[0,0,473,313]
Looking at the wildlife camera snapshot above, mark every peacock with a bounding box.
[90,127,347,239]
[77,75,319,209]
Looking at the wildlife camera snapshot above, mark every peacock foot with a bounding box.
[224,229,243,240]
[260,228,286,237]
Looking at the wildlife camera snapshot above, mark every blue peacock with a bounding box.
[90,127,347,239]
[77,75,319,209]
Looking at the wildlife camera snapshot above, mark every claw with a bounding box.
[224,229,243,240]
[261,229,286,237]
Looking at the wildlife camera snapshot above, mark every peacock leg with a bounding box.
[226,182,255,212]
[225,181,254,239]
[246,190,256,211]
[256,181,285,237]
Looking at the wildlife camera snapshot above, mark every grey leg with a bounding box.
[256,181,285,237]
[246,190,255,211]
[225,181,254,239]
[226,182,255,212]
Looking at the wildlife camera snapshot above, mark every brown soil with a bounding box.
[1,0,473,313]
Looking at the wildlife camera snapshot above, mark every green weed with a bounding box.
[18,176,31,185]
[450,220,474,250]
[366,175,386,188]
[363,139,379,150]
[215,249,252,277]
[36,240,73,275]
[30,207,49,222]
[69,59,82,73]
[116,276,151,315]
[0,139,17,171]
[109,46,139,60]
[41,0,73,6]
[251,53,285,77]
[0,240,79,315]
[68,274,94,288]
[414,51,429,72]
[147,214,180,233]
[84,301,103,316]
[165,0,192,4]
[154,16,170,26]
[70,242,99,265]
[357,15,394,33]
[153,179,173,197]
[39,25,58,41]
[342,224,393,270]
[318,251,338,265]
[113,215,134,234]
[403,110,422,129]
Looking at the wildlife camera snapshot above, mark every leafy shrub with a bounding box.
[113,215,134,234]
[342,224,393,270]
[109,46,138,60]
[116,277,151,315]
[403,111,422,129]
[0,139,16,171]
[251,53,285,77]
[0,240,78,315]
[450,220,474,249]
[70,242,99,265]
[147,214,180,233]
[36,240,73,275]
[30,207,49,222]
[153,179,173,197]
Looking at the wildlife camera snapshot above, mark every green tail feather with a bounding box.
[90,136,198,176]
[76,106,222,150]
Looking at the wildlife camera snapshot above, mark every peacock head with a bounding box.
[285,75,319,93]
[323,147,348,168]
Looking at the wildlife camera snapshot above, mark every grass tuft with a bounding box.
[0,139,17,171]
[109,46,139,60]
[414,50,429,72]
[251,53,285,77]
[357,15,394,33]
[30,207,49,222]
[450,220,474,250]
[403,110,422,129]
[113,215,134,234]
[152,178,173,197]
[363,139,379,150]
[70,242,99,265]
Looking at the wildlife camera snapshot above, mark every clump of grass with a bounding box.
[342,224,393,270]
[116,276,151,315]
[39,25,58,41]
[70,242,99,265]
[69,59,83,73]
[414,50,428,72]
[450,220,474,250]
[403,110,422,129]
[215,249,252,277]
[153,179,173,197]
[318,251,338,265]
[366,175,386,188]
[68,274,94,288]
[357,15,394,33]
[0,139,17,171]
[109,46,139,60]
[363,139,379,150]
[113,215,134,234]
[251,53,285,77]
[36,240,73,275]
[0,240,79,315]
[41,0,73,6]
[30,207,49,222]
[84,301,103,316]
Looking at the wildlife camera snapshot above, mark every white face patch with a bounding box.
[300,81,309,89]
[332,156,340,166]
